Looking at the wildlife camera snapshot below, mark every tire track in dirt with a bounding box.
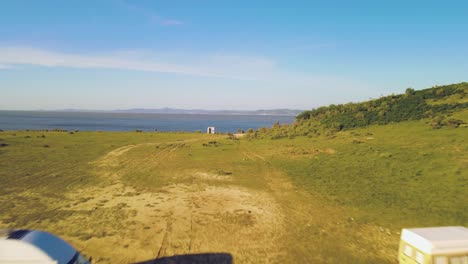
[95,138,203,168]
[60,136,294,263]
[85,137,286,263]
[156,216,171,258]
[91,138,207,183]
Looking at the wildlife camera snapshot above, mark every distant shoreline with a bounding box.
[0,108,303,117]
[0,110,295,133]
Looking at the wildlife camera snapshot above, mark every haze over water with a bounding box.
[0,111,294,133]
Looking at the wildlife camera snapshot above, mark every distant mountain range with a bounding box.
[57,108,303,116]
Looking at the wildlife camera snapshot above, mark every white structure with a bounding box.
[399,226,468,264]
[207,127,215,134]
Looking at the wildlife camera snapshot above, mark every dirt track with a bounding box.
[65,139,288,263]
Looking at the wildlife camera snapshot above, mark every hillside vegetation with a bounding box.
[254,82,467,139]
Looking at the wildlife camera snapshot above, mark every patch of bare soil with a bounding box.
[233,133,246,139]
[64,181,283,263]
[193,172,233,182]
[62,141,285,263]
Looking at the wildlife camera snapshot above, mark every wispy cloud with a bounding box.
[0,46,275,80]
[119,0,183,26]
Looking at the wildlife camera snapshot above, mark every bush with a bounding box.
[430,116,445,129]
[445,118,465,128]
[405,88,415,96]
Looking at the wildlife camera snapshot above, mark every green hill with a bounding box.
[253,83,467,140]
[298,82,467,128]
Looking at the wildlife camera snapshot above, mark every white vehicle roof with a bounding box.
[401,226,468,255]
[0,239,57,264]
[0,229,78,264]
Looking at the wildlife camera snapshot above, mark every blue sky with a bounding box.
[1,0,467,110]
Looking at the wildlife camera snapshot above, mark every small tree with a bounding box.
[405,88,415,96]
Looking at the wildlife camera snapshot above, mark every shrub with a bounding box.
[445,118,465,128]
[405,88,415,96]
[430,116,445,129]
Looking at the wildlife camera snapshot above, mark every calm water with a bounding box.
[0,111,295,133]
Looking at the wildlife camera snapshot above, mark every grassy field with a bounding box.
[0,112,466,263]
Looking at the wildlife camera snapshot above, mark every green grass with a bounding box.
[253,115,468,228]
[0,115,466,263]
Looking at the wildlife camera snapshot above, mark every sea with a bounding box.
[0,111,295,133]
